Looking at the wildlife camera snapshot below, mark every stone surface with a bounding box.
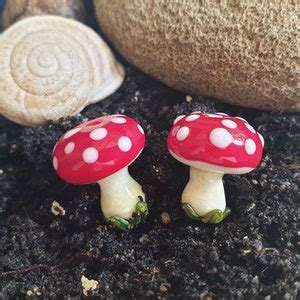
[95,0,299,111]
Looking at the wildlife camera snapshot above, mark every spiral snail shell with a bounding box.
[0,15,125,126]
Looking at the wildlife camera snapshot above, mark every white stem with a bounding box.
[98,167,144,219]
[182,167,226,216]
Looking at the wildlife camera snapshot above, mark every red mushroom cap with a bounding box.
[52,115,145,184]
[167,112,264,174]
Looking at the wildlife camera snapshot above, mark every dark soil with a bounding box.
[0,2,299,299]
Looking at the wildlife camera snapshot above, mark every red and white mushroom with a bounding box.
[52,114,147,229]
[167,112,264,223]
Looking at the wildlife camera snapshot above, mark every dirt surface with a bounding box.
[0,2,299,299]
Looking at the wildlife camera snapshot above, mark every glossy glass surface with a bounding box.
[167,112,264,170]
[53,115,145,184]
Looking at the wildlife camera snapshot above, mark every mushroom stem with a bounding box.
[182,167,226,216]
[98,167,144,219]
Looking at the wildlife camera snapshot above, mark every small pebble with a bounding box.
[186,95,193,103]
[146,290,155,297]
[161,212,171,224]
[26,287,41,297]
[139,235,148,244]
[9,144,17,153]
[283,293,291,300]
[159,283,170,293]
[247,203,256,211]
[51,201,66,216]
[81,275,99,296]
[293,172,300,179]
[252,276,259,284]
[241,249,252,255]
[198,291,213,300]
[280,184,287,191]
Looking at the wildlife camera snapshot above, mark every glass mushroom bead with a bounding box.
[167,112,264,224]
[52,114,148,230]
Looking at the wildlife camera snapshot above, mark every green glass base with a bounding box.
[182,203,231,224]
[106,196,148,230]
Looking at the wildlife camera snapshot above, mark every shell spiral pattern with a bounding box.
[0,15,125,126]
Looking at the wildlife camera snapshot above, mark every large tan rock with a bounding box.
[94,0,299,111]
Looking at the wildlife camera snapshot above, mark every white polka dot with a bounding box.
[209,128,233,148]
[221,119,237,129]
[53,157,58,170]
[83,147,99,163]
[216,112,228,116]
[176,126,190,141]
[236,117,248,123]
[245,139,256,155]
[63,128,81,139]
[186,114,200,122]
[118,136,132,152]
[207,114,223,118]
[90,128,108,140]
[64,142,75,154]
[245,123,256,133]
[173,115,185,124]
[192,111,202,114]
[258,133,265,147]
[137,124,144,134]
[111,117,127,124]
